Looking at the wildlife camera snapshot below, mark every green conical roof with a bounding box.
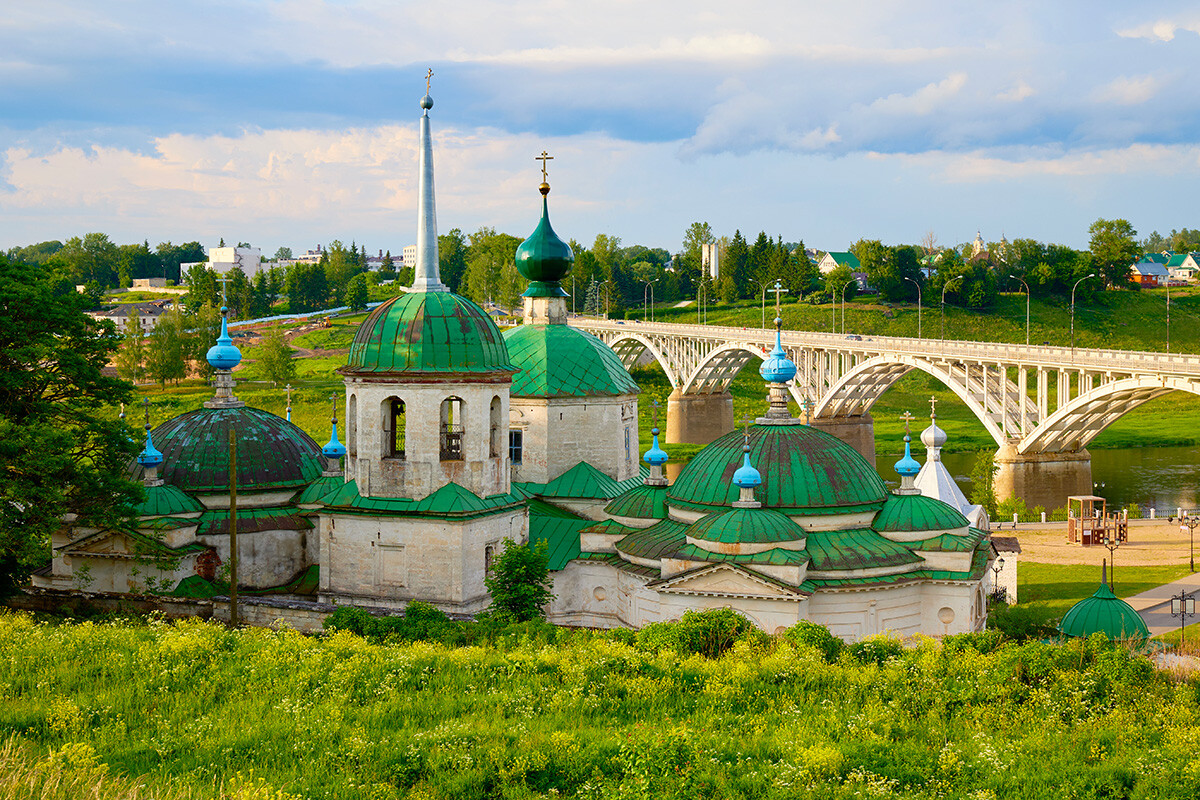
[685,507,807,545]
[667,424,888,516]
[1060,580,1149,641]
[344,292,515,374]
[131,407,323,493]
[874,493,968,533]
[605,484,668,521]
[516,195,573,297]
[504,324,639,397]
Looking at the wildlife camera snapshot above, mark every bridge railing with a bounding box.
[568,317,1200,377]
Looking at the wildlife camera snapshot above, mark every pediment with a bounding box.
[649,563,802,598]
[58,530,136,556]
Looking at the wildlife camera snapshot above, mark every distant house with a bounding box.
[1166,253,1200,283]
[87,300,172,331]
[817,251,862,275]
[1130,258,1169,287]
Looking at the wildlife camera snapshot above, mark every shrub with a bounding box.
[1049,505,1069,522]
[1125,502,1143,519]
[986,601,1059,640]
[783,620,844,662]
[484,539,556,622]
[848,635,903,666]
[636,608,754,658]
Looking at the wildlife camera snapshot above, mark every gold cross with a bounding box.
[119,402,125,420]
[738,413,755,443]
[772,278,788,320]
[900,410,914,435]
[651,399,660,429]
[286,384,292,408]
[929,395,937,418]
[142,396,150,427]
[537,150,553,181]
[425,68,433,94]
[330,393,338,424]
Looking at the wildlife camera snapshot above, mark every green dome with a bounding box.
[344,292,515,374]
[874,493,968,533]
[685,507,807,545]
[137,484,204,517]
[605,484,668,520]
[515,196,573,297]
[668,424,888,516]
[504,324,639,397]
[1060,581,1149,641]
[131,407,324,494]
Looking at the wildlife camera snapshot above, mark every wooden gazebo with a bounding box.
[1066,495,1128,546]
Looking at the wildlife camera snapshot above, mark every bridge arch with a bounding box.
[602,333,680,390]
[1018,375,1200,455]
[813,354,1008,447]
[678,342,770,395]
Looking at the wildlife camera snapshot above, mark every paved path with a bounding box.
[1126,574,1200,636]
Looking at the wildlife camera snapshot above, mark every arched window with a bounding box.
[382,397,406,459]
[440,396,464,461]
[347,394,358,457]
[489,396,502,458]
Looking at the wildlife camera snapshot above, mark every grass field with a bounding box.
[1016,562,1192,629]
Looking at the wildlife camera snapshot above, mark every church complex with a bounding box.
[35,85,994,640]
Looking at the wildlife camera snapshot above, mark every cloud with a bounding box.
[1116,18,1200,42]
[877,143,1200,183]
[455,33,773,66]
[866,72,968,115]
[996,81,1034,102]
[1094,75,1160,105]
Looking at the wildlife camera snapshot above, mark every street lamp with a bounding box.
[990,557,1006,603]
[941,274,964,341]
[904,276,922,339]
[840,278,857,335]
[1007,273,1031,345]
[642,279,658,322]
[1182,515,1200,572]
[751,278,775,329]
[1103,533,1120,590]
[1171,591,1197,642]
[1070,273,1095,354]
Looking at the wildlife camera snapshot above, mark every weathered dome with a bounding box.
[1060,581,1149,641]
[130,407,323,494]
[515,196,574,297]
[344,292,514,374]
[503,324,638,397]
[874,493,968,533]
[667,424,888,515]
[921,419,947,449]
[605,484,668,521]
[685,507,806,546]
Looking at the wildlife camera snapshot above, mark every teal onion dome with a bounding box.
[516,190,574,298]
[136,425,164,468]
[894,433,921,477]
[644,428,668,467]
[323,419,347,459]
[759,319,797,383]
[1060,569,1149,641]
[732,444,762,489]
[206,307,242,371]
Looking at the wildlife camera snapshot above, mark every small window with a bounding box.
[440,396,464,461]
[485,543,496,576]
[509,429,523,464]
[624,427,631,461]
[489,396,502,458]
[383,398,405,459]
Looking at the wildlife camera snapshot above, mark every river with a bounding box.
[877,445,1200,515]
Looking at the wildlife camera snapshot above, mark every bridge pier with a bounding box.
[809,413,876,466]
[993,444,1092,512]
[665,390,734,445]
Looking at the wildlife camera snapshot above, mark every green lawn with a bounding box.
[1014,561,1191,629]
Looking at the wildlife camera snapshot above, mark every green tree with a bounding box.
[113,315,146,383]
[463,229,522,309]
[273,246,293,261]
[145,310,189,387]
[226,267,252,318]
[1089,218,1139,288]
[0,256,140,591]
[724,230,749,299]
[789,242,821,297]
[285,261,328,312]
[824,264,857,302]
[322,241,356,305]
[60,233,119,288]
[185,264,219,310]
[186,304,223,381]
[155,241,205,284]
[257,327,297,385]
[969,451,998,518]
[438,229,468,292]
[346,273,369,311]
[378,250,397,281]
[484,539,555,622]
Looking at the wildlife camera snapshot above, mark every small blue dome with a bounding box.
[643,428,668,467]
[206,307,242,371]
[137,427,164,468]
[759,319,797,383]
[323,418,347,459]
[893,434,921,477]
[732,446,762,489]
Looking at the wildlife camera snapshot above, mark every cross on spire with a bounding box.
[900,410,914,435]
[216,274,231,305]
[771,278,788,320]
[536,150,553,182]
[142,396,151,428]
[286,384,292,407]
[330,393,338,424]
[929,395,938,418]
[738,413,755,443]
[425,67,433,94]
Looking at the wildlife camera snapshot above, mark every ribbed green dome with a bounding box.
[605,484,668,520]
[874,493,968,533]
[685,507,807,545]
[668,424,888,515]
[130,407,323,493]
[516,196,573,297]
[504,324,639,397]
[1060,582,1149,641]
[137,484,204,517]
[344,292,515,374]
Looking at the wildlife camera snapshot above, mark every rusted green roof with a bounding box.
[541,461,623,500]
[137,484,203,517]
[605,484,668,520]
[874,493,968,533]
[503,324,638,397]
[1060,578,1149,641]
[529,501,588,570]
[131,406,324,493]
[196,507,313,536]
[527,498,581,519]
[684,507,807,545]
[804,527,923,572]
[667,424,887,515]
[677,543,810,567]
[344,292,515,374]
[576,551,660,578]
[909,530,985,552]
[807,549,988,589]
[615,518,685,561]
[323,479,524,519]
[295,474,344,505]
[580,519,639,537]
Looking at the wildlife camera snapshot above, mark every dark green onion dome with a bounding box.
[137,484,204,517]
[344,292,515,374]
[130,407,323,493]
[515,193,574,297]
[873,494,968,533]
[504,324,639,397]
[668,424,888,516]
[1060,580,1149,641]
[605,484,668,521]
[685,507,807,546]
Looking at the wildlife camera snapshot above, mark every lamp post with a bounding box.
[1171,591,1197,642]
[752,278,774,329]
[904,276,922,339]
[840,278,857,335]
[1008,273,1030,345]
[642,279,658,322]
[1103,533,1120,591]
[1182,515,1200,572]
[990,557,1006,602]
[941,274,964,341]
[1070,273,1095,354]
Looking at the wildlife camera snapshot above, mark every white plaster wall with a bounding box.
[196,529,311,588]
[510,394,638,485]
[806,584,926,641]
[985,555,1018,604]
[345,377,510,500]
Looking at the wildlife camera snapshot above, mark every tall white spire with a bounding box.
[411,69,448,293]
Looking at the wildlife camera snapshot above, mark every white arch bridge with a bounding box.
[569,317,1200,508]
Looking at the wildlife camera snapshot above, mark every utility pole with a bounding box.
[228,429,239,628]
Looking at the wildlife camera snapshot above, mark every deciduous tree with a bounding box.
[1089,218,1139,288]
[484,539,555,622]
[257,327,297,386]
